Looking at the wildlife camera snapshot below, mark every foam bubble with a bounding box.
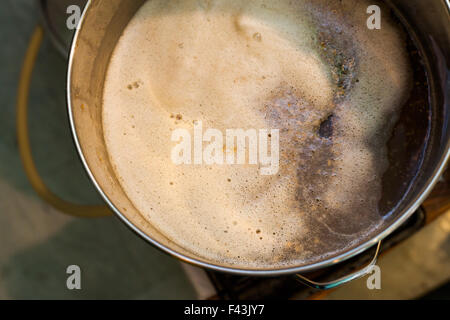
[102,0,412,269]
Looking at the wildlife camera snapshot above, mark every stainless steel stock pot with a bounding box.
[65,0,450,287]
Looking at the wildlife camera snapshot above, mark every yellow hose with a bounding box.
[16,25,111,218]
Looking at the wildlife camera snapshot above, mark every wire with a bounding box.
[16,25,111,218]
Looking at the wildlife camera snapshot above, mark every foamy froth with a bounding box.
[102,0,412,269]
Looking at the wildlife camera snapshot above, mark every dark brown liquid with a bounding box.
[378,10,431,217]
[270,4,433,265]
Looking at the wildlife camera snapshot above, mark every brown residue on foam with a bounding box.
[127,80,143,90]
[102,0,413,269]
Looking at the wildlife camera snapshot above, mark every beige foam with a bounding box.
[102,0,412,269]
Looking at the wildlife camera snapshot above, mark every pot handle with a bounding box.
[16,25,111,218]
[296,241,382,290]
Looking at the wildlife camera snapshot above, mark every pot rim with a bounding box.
[67,0,450,276]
